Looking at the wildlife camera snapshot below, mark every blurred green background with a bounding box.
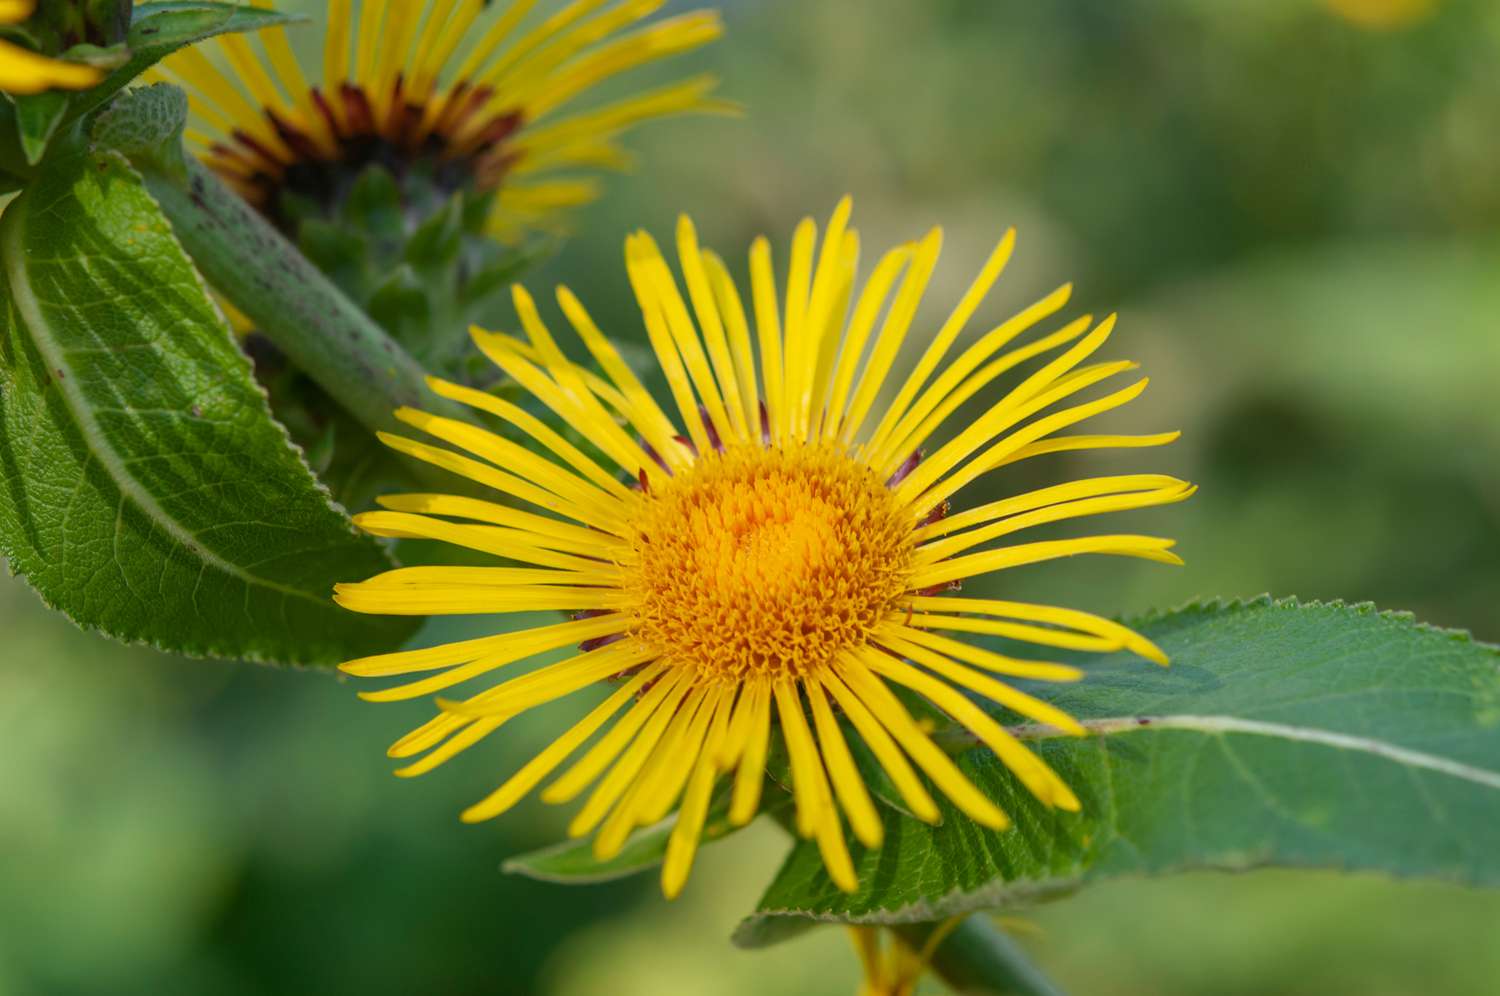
[4,0,1500,993]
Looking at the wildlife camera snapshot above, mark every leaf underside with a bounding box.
[736,597,1500,946]
[0,146,416,664]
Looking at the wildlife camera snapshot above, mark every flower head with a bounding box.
[336,199,1193,897]
[148,0,730,240]
[0,0,107,93]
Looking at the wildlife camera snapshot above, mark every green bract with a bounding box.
[0,144,416,664]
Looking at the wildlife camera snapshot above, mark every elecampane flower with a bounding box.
[337,199,1194,897]
[148,0,729,239]
[0,0,105,93]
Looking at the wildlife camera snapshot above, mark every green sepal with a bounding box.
[12,91,72,166]
[504,784,791,885]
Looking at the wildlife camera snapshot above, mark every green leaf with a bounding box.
[12,92,70,166]
[505,786,790,886]
[0,145,417,664]
[735,598,1500,945]
[66,3,303,126]
[89,82,187,176]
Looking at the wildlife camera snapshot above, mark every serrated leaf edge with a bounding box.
[734,595,1500,943]
[0,150,398,665]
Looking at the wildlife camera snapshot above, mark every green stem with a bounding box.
[134,156,454,436]
[895,916,1066,996]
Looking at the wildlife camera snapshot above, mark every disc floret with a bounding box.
[627,442,913,684]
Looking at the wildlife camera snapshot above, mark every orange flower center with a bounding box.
[625,443,913,682]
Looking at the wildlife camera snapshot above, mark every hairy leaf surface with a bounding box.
[0,147,415,664]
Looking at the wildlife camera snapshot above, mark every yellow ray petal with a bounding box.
[354,625,641,704]
[353,507,621,571]
[865,230,1015,457]
[728,681,773,825]
[903,596,1169,665]
[702,250,761,436]
[875,631,1086,735]
[871,287,1078,473]
[914,482,1198,565]
[806,677,883,848]
[893,316,1121,501]
[634,229,738,446]
[394,715,507,777]
[840,651,1010,829]
[822,244,912,443]
[376,492,626,556]
[376,432,627,534]
[900,370,1151,518]
[840,227,943,445]
[749,236,786,442]
[778,216,818,442]
[394,406,628,528]
[545,667,692,805]
[774,681,858,891]
[662,688,736,898]
[875,623,1083,682]
[588,683,708,853]
[912,534,1182,591]
[862,652,1080,811]
[677,216,750,442]
[425,376,637,500]
[461,661,665,822]
[818,665,940,824]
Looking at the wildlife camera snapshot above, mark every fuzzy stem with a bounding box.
[134,156,455,435]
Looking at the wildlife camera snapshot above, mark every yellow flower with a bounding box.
[1324,0,1438,30]
[336,198,1194,898]
[149,0,731,239]
[0,0,105,93]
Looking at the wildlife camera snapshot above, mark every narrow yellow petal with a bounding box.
[775,681,858,891]
[841,227,943,445]
[677,216,749,441]
[462,662,664,822]
[778,216,818,442]
[425,376,637,501]
[728,682,773,825]
[876,631,1086,735]
[903,596,1170,665]
[823,244,912,442]
[863,653,1080,811]
[913,534,1182,591]
[866,230,1016,456]
[749,236,786,441]
[375,492,625,556]
[840,652,1010,829]
[701,250,761,437]
[806,677,883,848]
[362,637,645,708]
[914,483,1197,565]
[590,686,709,855]
[876,623,1083,682]
[872,289,1078,473]
[893,316,1120,502]
[900,371,1151,518]
[394,716,506,777]
[545,668,691,807]
[819,666,940,824]
[376,432,626,534]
